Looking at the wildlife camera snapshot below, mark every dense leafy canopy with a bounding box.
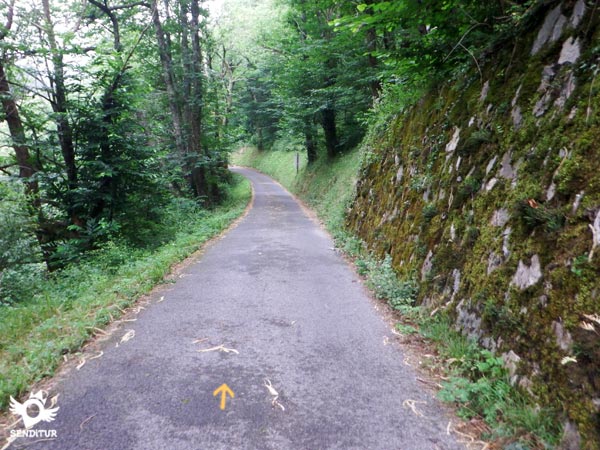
[0,0,232,281]
[0,0,542,298]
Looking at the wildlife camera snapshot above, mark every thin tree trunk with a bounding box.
[0,61,39,200]
[364,0,381,100]
[151,0,185,156]
[189,0,203,155]
[42,0,78,207]
[304,123,317,164]
[188,0,210,201]
[0,59,56,265]
[321,104,338,158]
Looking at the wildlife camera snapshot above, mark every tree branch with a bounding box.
[0,0,15,40]
[109,1,151,11]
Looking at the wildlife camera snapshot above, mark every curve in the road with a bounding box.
[20,167,463,450]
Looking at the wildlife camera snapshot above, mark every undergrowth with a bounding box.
[421,316,561,448]
[0,175,251,410]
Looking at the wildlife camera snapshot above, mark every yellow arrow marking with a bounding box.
[213,383,234,410]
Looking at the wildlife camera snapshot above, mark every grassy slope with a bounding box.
[233,147,362,235]
[0,176,251,409]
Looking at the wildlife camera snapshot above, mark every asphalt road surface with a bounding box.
[18,168,463,450]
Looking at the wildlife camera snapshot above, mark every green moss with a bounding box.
[346,8,600,447]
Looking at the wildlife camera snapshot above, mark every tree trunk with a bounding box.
[189,0,203,152]
[321,104,338,158]
[42,0,78,211]
[364,0,381,100]
[188,0,211,202]
[151,0,185,156]
[257,127,264,151]
[0,61,39,201]
[304,123,317,164]
[0,59,57,265]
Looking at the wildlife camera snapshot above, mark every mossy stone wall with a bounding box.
[347,1,600,446]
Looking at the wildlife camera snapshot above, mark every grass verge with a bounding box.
[0,175,251,409]
[233,146,562,448]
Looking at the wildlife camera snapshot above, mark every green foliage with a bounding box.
[336,0,541,84]
[458,130,494,156]
[570,255,589,277]
[395,322,418,335]
[422,315,561,446]
[0,182,44,306]
[454,175,482,206]
[409,174,431,193]
[221,0,373,160]
[0,183,41,271]
[361,254,418,310]
[464,226,480,246]
[482,299,524,332]
[422,203,438,222]
[514,199,565,233]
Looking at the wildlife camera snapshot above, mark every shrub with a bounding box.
[364,254,418,310]
[514,198,565,233]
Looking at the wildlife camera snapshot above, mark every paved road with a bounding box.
[19,168,462,450]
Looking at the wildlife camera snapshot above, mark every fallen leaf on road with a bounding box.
[417,377,443,389]
[402,399,426,417]
[584,313,600,324]
[49,394,59,409]
[116,330,135,347]
[447,421,490,450]
[264,379,285,411]
[89,351,103,361]
[197,344,239,354]
[79,414,96,431]
[264,378,279,396]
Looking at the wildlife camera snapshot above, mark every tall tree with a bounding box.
[151,0,225,204]
[42,0,78,221]
[0,1,40,200]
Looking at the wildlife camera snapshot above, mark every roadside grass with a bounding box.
[0,175,251,410]
[234,146,562,448]
[232,145,361,234]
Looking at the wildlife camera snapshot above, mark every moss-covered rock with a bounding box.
[347,1,600,447]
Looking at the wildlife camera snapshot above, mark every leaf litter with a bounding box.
[116,330,135,347]
[197,344,239,354]
[76,351,104,371]
[264,378,285,411]
[402,399,426,417]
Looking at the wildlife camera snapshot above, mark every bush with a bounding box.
[0,181,43,305]
[514,198,565,233]
[364,254,418,310]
